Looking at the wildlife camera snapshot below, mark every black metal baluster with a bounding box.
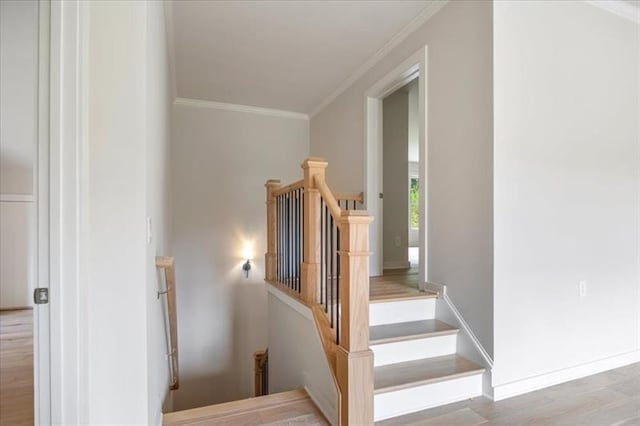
[320,199,324,306]
[296,189,300,292]
[336,226,340,345]
[324,204,329,312]
[277,195,281,283]
[329,214,334,328]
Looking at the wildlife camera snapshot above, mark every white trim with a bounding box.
[443,293,493,368]
[49,0,90,423]
[266,284,313,321]
[34,0,51,423]
[585,0,640,23]
[174,97,309,120]
[492,350,640,401]
[0,194,35,203]
[424,281,446,297]
[310,0,447,117]
[303,384,337,426]
[364,47,428,286]
[383,261,411,270]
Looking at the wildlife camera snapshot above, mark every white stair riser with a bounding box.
[374,373,483,421]
[369,299,435,326]
[372,334,457,367]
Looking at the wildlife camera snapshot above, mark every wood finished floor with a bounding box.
[163,389,328,426]
[370,268,433,301]
[0,309,34,426]
[377,362,640,425]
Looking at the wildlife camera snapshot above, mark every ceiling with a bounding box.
[171,1,432,114]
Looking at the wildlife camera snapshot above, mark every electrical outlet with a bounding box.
[579,280,587,298]
[395,235,401,247]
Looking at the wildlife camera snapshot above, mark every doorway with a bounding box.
[0,0,51,424]
[365,47,427,288]
[381,78,419,280]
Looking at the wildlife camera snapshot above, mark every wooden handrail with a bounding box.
[265,157,374,425]
[314,176,341,219]
[156,256,179,390]
[272,179,303,196]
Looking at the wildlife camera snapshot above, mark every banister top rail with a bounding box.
[272,179,303,196]
[314,176,341,219]
[334,192,364,203]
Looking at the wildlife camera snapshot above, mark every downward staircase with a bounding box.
[369,293,484,421]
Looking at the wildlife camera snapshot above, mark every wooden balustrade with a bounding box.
[265,158,373,425]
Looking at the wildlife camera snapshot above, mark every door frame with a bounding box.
[43,1,90,423]
[34,1,50,422]
[364,46,428,287]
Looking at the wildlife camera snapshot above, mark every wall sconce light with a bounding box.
[242,242,254,278]
[242,259,251,278]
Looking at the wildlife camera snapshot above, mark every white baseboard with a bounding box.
[424,281,446,297]
[383,260,410,270]
[492,350,640,401]
[442,293,493,369]
[304,384,338,426]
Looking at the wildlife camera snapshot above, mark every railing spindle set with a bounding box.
[265,158,374,425]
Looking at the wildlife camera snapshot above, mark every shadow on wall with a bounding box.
[168,260,268,411]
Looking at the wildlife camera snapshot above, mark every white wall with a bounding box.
[0,0,37,309]
[170,101,309,410]
[382,90,409,268]
[493,1,640,390]
[145,2,173,423]
[311,1,494,355]
[87,1,172,423]
[0,0,36,195]
[268,288,338,423]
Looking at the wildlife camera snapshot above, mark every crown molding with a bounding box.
[309,0,448,118]
[585,0,640,23]
[174,97,309,120]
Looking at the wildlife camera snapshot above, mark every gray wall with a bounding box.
[311,0,494,356]
[0,0,37,309]
[170,102,309,410]
[382,90,409,269]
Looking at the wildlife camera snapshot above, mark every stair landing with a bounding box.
[163,389,328,426]
[370,269,436,302]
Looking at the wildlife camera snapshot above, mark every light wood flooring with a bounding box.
[377,362,640,425]
[0,309,34,426]
[163,389,328,425]
[370,268,434,302]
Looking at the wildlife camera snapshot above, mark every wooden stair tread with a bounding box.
[374,355,484,394]
[163,389,328,425]
[369,291,438,303]
[370,319,458,344]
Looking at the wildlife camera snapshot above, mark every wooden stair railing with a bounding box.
[265,158,374,425]
[156,256,179,390]
[254,349,269,397]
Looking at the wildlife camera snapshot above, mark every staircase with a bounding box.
[262,157,488,425]
[370,293,485,421]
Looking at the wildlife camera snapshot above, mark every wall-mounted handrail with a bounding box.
[156,256,179,390]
